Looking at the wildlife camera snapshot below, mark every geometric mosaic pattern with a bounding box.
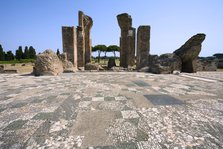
[0,72,223,148]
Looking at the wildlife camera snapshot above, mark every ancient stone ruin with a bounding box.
[0,11,219,76]
[62,11,93,69]
[60,11,212,75]
[116,13,211,74]
[147,34,207,74]
[60,12,210,74]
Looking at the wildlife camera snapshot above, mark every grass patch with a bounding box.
[0,59,35,64]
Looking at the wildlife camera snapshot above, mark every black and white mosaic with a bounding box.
[0,72,223,148]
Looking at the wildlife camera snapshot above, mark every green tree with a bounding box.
[103,47,108,58]
[5,51,14,61]
[16,46,23,61]
[29,46,36,59]
[56,49,60,55]
[107,45,120,58]
[0,44,5,61]
[23,46,29,59]
[92,45,107,63]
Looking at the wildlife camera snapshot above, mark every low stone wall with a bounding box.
[217,59,223,69]
[196,57,218,71]
[0,65,4,73]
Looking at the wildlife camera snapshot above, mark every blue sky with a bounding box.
[0,0,222,56]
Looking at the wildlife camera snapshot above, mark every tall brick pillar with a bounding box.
[117,13,135,68]
[77,26,85,67]
[62,26,77,69]
[84,15,93,64]
[136,26,150,69]
[77,11,93,66]
[127,27,136,66]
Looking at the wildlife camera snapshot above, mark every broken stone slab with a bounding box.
[107,58,116,69]
[34,49,63,76]
[110,66,134,72]
[150,64,172,74]
[149,53,182,74]
[174,33,206,73]
[173,70,181,75]
[138,66,150,72]
[85,63,103,71]
[110,66,125,72]
[59,53,76,73]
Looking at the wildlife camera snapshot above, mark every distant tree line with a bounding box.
[92,45,120,62]
[0,44,36,61]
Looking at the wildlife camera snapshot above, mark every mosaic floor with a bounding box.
[0,72,223,149]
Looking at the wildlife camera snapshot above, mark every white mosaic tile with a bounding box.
[121,110,140,119]
[115,96,127,101]
[128,88,137,91]
[49,119,68,133]
[6,94,18,98]
[152,86,160,91]
[92,97,104,101]
[73,94,81,100]
[78,101,91,108]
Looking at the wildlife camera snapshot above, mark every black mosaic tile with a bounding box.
[133,80,150,87]
[144,94,185,105]
[114,111,123,119]
[122,105,133,111]
[115,142,138,149]
[105,97,115,101]
[3,120,28,131]
[127,118,139,126]
[126,84,136,87]
[136,129,149,141]
[0,108,6,113]
[32,112,54,120]
[10,102,28,109]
